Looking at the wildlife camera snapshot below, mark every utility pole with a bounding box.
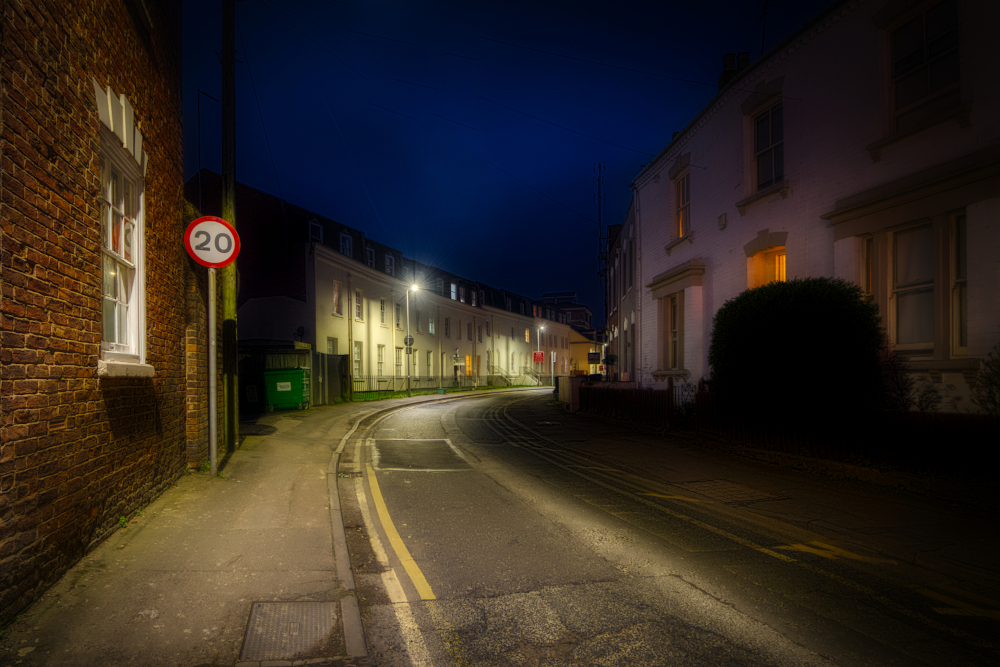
[221,0,239,454]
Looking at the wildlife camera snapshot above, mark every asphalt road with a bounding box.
[339,388,1000,667]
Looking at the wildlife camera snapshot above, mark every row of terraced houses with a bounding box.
[605,0,999,411]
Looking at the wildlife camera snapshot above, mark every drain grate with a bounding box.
[240,601,338,661]
[674,480,782,504]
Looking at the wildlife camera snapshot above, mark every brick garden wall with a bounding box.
[1,0,186,625]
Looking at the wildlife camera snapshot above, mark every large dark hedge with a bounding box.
[708,277,886,413]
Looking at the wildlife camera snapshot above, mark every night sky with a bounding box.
[182,0,833,322]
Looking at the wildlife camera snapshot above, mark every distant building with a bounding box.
[187,171,579,394]
[1,0,193,625]
[604,197,638,382]
[541,292,594,330]
[631,0,999,410]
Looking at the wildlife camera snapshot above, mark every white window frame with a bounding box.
[385,254,395,276]
[340,233,353,257]
[891,222,935,350]
[365,246,375,268]
[451,283,458,300]
[377,345,385,376]
[355,288,364,320]
[99,126,146,366]
[380,298,386,325]
[754,103,784,192]
[429,315,435,335]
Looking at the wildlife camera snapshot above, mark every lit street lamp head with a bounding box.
[411,284,419,291]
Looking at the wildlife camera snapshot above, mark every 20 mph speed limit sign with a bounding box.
[184,216,241,268]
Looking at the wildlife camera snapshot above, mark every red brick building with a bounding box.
[1,0,205,624]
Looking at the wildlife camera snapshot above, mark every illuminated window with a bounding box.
[333,281,342,315]
[429,315,435,335]
[674,172,690,239]
[754,104,784,191]
[774,251,786,282]
[451,283,458,300]
[525,328,529,343]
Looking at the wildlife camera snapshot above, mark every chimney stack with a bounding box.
[718,51,751,90]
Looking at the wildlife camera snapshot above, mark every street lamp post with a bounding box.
[405,284,418,397]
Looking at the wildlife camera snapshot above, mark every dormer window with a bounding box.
[309,221,323,243]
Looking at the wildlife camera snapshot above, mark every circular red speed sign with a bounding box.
[184,216,241,268]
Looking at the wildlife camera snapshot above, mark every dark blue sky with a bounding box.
[183,0,833,321]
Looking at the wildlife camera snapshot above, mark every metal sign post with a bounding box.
[185,216,241,476]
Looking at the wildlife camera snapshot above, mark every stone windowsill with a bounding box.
[664,233,694,257]
[866,104,972,162]
[651,369,689,380]
[735,180,790,216]
[98,359,155,377]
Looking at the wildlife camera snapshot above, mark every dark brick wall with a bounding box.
[1,0,185,624]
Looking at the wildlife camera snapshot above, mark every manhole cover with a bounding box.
[675,480,782,504]
[241,601,338,661]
